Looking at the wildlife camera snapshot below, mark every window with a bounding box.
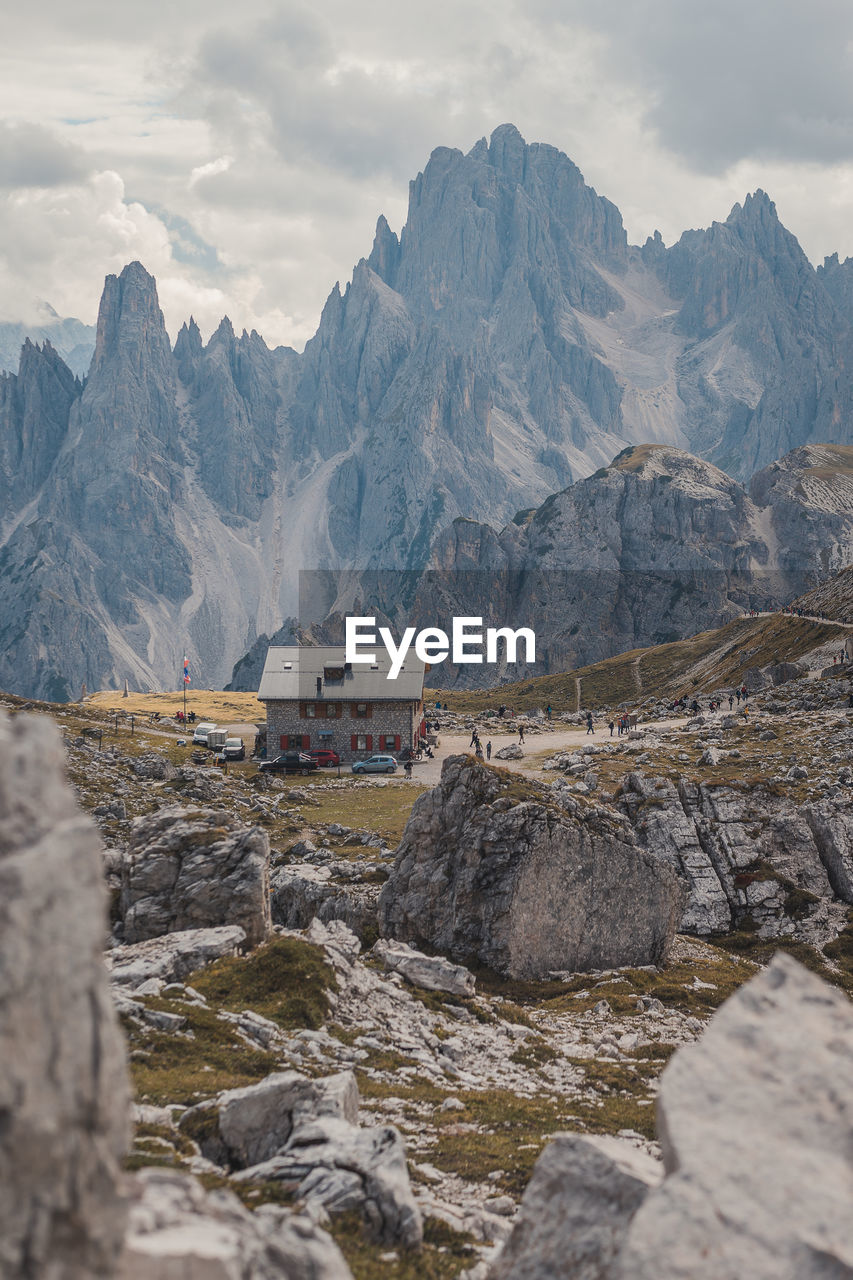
[356,733,369,751]
[289,735,306,749]
[324,666,344,681]
[306,704,316,718]
[325,703,338,718]
[353,702,370,718]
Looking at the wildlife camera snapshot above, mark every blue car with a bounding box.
[351,754,398,775]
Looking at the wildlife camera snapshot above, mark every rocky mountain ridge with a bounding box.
[3,123,853,698]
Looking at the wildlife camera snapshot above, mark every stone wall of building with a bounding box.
[264,698,422,762]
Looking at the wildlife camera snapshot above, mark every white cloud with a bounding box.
[3,0,853,348]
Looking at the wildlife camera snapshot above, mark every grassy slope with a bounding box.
[427,614,848,714]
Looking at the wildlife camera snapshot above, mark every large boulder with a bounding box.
[120,806,271,946]
[180,1070,359,1169]
[118,1167,353,1279]
[0,709,130,1278]
[620,954,853,1278]
[379,756,685,978]
[490,1134,661,1279]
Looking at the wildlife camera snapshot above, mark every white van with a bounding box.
[192,721,217,746]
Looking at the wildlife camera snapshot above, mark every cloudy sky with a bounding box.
[3,0,853,348]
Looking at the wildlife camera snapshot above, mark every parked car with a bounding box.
[351,754,398,775]
[192,721,217,746]
[309,748,340,767]
[223,737,245,761]
[259,751,318,775]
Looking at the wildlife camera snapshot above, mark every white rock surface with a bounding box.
[621,954,853,1279]
[119,806,271,946]
[373,939,476,996]
[489,1133,661,1279]
[235,1115,423,1248]
[106,925,248,987]
[118,1167,353,1279]
[182,1071,359,1169]
[0,709,130,1278]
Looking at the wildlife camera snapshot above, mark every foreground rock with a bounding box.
[380,756,685,978]
[0,709,130,1278]
[119,805,271,945]
[491,1134,661,1279]
[620,953,853,1278]
[118,1167,353,1279]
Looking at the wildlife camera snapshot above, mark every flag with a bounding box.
[183,656,190,686]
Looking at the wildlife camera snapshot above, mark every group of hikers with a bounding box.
[468,729,493,760]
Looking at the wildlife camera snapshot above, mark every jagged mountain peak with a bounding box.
[90,259,171,378]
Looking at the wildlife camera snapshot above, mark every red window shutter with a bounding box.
[280,735,287,750]
[335,703,342,718]
[394,735,401,750]
[366,704,372,718]
[299,702,306,718]
[351,734,358,751]
[379,734,386,750]
[302,735,310,749]
[366,734,373,751]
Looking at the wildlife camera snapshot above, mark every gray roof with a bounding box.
[258,646,426,702]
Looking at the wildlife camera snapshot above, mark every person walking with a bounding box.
[518,724,525,744]
[404,760,413,779]
[546,704,552,721]
[608,720,615,737]
[469,729,479,747]
[728,694,734,711]
[586,711,594,735]
[486,740,492,760]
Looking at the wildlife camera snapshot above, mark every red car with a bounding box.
[308,748,340,767]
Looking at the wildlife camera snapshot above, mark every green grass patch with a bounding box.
[429,1090,568,1197]
[125,1000,278,1107]
[189,936,337,1030]
[329,1212,478,1280]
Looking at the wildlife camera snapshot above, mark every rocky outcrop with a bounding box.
[490,1134,661,1280]
[234,1117,422,1249]
[118,1167,353,1280]
[0,708,130,1278]
[180,1070,359,1170]
[620,954,853,1278]
[119,805,271,946]
[405,442,853,684]
[106,925,248,988]
[618,773,853,937]
[270,863,380,941]
[380,756,685,978]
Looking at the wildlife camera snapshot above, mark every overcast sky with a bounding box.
[3,0,853,348]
